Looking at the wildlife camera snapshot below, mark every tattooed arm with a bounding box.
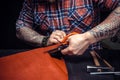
[16,25,66,47]
[16,26,45,47]
[85,6,120,44]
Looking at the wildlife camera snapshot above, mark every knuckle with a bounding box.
[55,30,61,33]
[68,47,74,52]
[72,51,78,55]
[56,33,61,35]
[73,52,77,55]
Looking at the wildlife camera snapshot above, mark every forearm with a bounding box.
[85,6,120,44]
[16,27,45,47]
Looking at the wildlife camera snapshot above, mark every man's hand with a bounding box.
[61,32,93,55]
[47,30,66,46]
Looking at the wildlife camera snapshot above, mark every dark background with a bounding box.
[0,0,32,49]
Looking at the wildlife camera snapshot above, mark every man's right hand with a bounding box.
[47,30,66,46]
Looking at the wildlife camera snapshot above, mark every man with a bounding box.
[16,0,120,55]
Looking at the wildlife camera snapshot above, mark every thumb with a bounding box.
[61,43,73,55]
[61,47,69,55]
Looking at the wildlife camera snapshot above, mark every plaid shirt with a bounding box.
[16,0,119,50]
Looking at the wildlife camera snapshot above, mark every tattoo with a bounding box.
[16,27,45,47]
[113,6,120,17]
[90,25,119,39]
[89,7,120,41]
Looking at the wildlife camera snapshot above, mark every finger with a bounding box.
[60,31,66,38]
[61,47,71,55]
[50,39,59,44]
[53,35,63,42]
[61,45,75,55]
[50,36,63,44]
[61,41,81,55]
[61,37,73,55]
[56,32,66,40]
[53,30,66,39]
[55,33,63,39]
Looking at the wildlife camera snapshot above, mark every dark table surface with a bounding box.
[0,49,120,80]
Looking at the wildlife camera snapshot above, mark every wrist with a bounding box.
[83,31,97,44]
[41,36,49,47]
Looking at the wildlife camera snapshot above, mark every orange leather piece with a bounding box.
[0,45,68,80]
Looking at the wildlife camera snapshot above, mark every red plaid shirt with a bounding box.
[16,0,119,50]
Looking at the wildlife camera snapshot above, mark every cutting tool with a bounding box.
[87,50,118,75]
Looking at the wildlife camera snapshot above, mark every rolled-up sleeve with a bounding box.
[93,0,119,10]
[16,0,34,29]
